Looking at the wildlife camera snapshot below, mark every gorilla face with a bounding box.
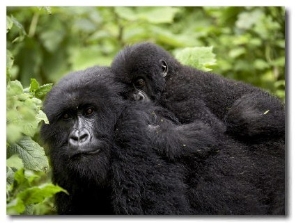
[111,42,179,102]
[41,66,124,185]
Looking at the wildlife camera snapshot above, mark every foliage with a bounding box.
[6,10,66,215]
[6,6,285,215]
[175,46,216,71]
[6,6,285,100]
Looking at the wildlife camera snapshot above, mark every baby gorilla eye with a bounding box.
[134,78,146,89]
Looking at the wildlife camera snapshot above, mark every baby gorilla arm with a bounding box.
[148,117,220,161]
[117,101,221,161]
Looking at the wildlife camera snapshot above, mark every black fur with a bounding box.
[111,42,285,142]
[41,66,285,215]
[40,66,218,214]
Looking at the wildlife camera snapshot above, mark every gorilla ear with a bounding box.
[160,60,168,78]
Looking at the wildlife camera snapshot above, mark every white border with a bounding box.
[2,1,298,222]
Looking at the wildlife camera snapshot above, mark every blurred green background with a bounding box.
[7,6,285,100]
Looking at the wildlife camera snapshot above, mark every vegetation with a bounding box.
[6,6,285,215]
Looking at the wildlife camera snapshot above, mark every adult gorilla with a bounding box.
[111,42,285,142]
[40,66,220,214]
[40,66,285,215]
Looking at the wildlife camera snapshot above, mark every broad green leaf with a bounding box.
[150,26,200,47]
[114,7,138,21]
[34,83,53,99]
[137,7,179,24]
[8,137,49,172]
[175,46,216,71]
[229,48,245,58]
[18,184,67,206]
[7,154,24,169]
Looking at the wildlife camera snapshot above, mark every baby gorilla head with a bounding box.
[41,66,124,185]
[111,42,180,102]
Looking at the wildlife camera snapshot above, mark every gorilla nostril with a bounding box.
[69,130,90,146]
[79,133,89,142]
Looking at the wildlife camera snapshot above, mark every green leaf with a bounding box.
[36,110,49,124]
[236,9,263,30]
[18,184,67,206]
[115,7,179,24]
[8,137,49,172]
[7,82,45,140]
[114,7,138,21]
[13,168,28,188]
[254,59,270,70]
[175,46,216,71]
[137,7,179,24]
[7,80,24,96]
[147,26,199,48]
[229,47,246,58]
[29,78,40,93]
[34,83,53,99]
[7,197,25,215]
[7,154,24,169]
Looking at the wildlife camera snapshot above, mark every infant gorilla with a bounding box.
[111,42,285,143]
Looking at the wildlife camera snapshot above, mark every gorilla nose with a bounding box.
[69,129,90,147]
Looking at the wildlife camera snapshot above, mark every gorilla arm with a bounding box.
[117,101,221,161]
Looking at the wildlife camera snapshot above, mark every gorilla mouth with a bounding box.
[82,149,101,155]
[70,148,101,159]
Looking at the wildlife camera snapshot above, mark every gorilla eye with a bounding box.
[134,78,146,88]
[62,113,71,120]
[85,107,94,116]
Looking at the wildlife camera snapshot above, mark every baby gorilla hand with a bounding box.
[148,120,221,161]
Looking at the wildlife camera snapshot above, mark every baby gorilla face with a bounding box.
[111,42,174,103]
